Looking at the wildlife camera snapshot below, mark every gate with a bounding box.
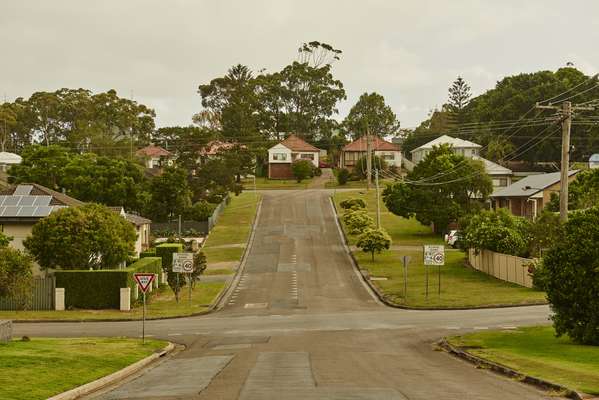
[0,276,55,311]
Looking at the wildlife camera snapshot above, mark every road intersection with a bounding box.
[15,190,555,399]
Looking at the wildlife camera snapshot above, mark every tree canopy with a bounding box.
[343,92,400,139]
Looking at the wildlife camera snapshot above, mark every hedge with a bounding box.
[55,257,163,310]
[156,243,183,270]
[139,248,156,258]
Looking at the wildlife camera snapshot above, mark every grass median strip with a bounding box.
[448,326,599,395]
[0,337,166,400]
[241,177,312,189]
[0,281,224,321]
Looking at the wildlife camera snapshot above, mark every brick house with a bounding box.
[267,135,320,179]
[339,136,401,171]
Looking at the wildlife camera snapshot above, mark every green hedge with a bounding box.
[55,257,163,310]
[139,249,156,258]
[156,243,183,270]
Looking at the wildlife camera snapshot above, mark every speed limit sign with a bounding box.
[173,253,194,273]
[423,245,445,266]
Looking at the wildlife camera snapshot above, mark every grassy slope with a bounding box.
[333,191,546,308]
[0,281,224,321]
[449,326,599,395]
[0,337,166,400]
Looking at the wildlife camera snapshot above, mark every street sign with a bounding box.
[173,252,194,273]
[423,245,445,266]
[133,273,155,293]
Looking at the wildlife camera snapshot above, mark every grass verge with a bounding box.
[333,191,546,308]
[0,281,224,321]
[0,337,166,400]
[241,177,312,189]
[448,326,599,395]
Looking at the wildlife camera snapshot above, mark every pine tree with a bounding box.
[447,76,472,128]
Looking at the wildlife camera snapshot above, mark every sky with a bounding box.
[1,1,599,129]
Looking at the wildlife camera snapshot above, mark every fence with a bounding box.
[468,249,534,288]
[0,320,11,343]
[0,276,56,311]
[151,195,231,235]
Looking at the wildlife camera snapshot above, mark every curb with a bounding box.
[47,341,176,400]
[329,195,549,311]
[12,197,263,324]
[437,338,585,400]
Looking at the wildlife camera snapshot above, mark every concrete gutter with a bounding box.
[437,338,586,400]
[47,341,176,400]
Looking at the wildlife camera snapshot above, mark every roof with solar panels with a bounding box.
[0,183,84,221]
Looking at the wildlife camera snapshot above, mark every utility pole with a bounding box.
[536,100,596,222]
[366,126,372,190]
[375,169,381,228]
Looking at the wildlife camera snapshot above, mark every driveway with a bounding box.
[15,190,555,399]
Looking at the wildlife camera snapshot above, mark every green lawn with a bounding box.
[449,326,599,395]
[241,177,313,189]
[325,178,396,189]
[0,281,224,321]
[333,191,546,308]
[203,192,260,248]
[0,337,166,400]
[203,246,244,264]
[333,190,443,245]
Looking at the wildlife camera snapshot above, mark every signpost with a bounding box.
[401,255,411,302]
[423,245,445,299]
[173,253,194,305]
[133,273,156,344]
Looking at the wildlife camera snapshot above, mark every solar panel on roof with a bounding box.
[13,185,33,195]
[33,196,51,206]
[32,206,53,217]
[2,206,20,217]
[17,206,37,217]
[0,196,6,206]
[19,196,36,206]
[3,196,21,206]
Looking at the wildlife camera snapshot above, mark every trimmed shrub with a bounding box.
[343,209,374,235]
[340,198,366,210]
[291,159,313,182]
[356,228,392,261]
[337,168,350,185]
[139,249,156,259]
[155,243,183,269]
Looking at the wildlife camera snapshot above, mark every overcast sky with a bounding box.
[2,1,598,129]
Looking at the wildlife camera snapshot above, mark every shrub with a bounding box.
[337,168,350,185]
[543,207,599,345]
[0,247,33,309]
[353,155,388,180]
[139,248,156,258]
[291,160,313,182]
[343,209,374,235]
[340,198,366,210]
[185,200,217,222]
[356,228,392,261]
[156,243,186,301]
[313,167,322,177]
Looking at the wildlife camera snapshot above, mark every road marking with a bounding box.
[500,326,517,330]
[444,326,461,330]
[168,333,183,336]
[473,326,489,330]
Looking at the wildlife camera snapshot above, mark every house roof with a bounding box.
[136,145,172,158]
[199,140,244,156]
[491,170,578,198]
[0,183,83,219]
[342,136,401,152]
[411,135,481,153]
[472,156,512,176]
[0,151,22,165]
[276,134,320,152]
[125,212,152,226]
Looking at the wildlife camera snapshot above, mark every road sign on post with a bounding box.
[423,245,445,299]
[133,273,156,344]
[401,255,411,303]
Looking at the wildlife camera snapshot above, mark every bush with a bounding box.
[337,168,350,185]
[184,200,217,222]
[343,209,374,235]
[356,228,392,261]
[155,243,183,269]
[543,207,599,345]
[291,160,313,182]
[353,155,388,180]
[313,167,322,177]
[0,247,33,309]
[340,198,366,210]
[139,248,156,258]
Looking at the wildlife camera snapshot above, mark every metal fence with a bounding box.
[0,276,55,311]
[151,195,231,235]
[468,249,534,288]
[0,320,11,343]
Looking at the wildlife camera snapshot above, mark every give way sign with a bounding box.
[134,273,156,293]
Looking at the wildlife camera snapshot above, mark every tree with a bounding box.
[184,200,216,221]
[9,145,71,189]
[383,144,492,233]
[24,204,136,270]
[297,41,342,67]
[0,103,17,152]
[356,228,391,261]
[447,76,472,126]
[0,231,12,247]
[191,251,207,288]
[291,159,313,183]
[337,168,350,185]
[339,198,366,210]
[147,166,192,222]
[343,92,400,139]
[0,246,33,309]
[353,155,388,180]
[193,157,242,200]
[343,209,374,235]
[542,207,599,344]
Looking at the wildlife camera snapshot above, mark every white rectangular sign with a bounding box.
[423,245,445,266]
[173,252,194,273]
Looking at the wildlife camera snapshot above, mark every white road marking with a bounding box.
[473,326,489,330]
[500,326,517,330]
[444,326,461,330]
[168,333,182,336]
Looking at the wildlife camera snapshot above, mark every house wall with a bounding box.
[268,163,293,179]
[268,144,292,164]
[340,150,401,169]
[0,222,43,276]
[490,174,512,188]
[374,150,402,168]
[412,146,479,164]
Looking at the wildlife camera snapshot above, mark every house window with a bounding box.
[492,178,508,187]
[381,154,395,161]
[273,153,287,161]
[301,153,314,160]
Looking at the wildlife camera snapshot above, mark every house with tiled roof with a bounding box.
[135,144,173,169]
[339,136,402,170]
[267,135,321,179]
[110,207,152,257]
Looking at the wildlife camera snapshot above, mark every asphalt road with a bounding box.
[15,190,555,400]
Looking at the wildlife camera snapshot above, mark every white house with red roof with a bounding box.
[267,135,320,179]
[135,144,173,169]
[339,136,402,170]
